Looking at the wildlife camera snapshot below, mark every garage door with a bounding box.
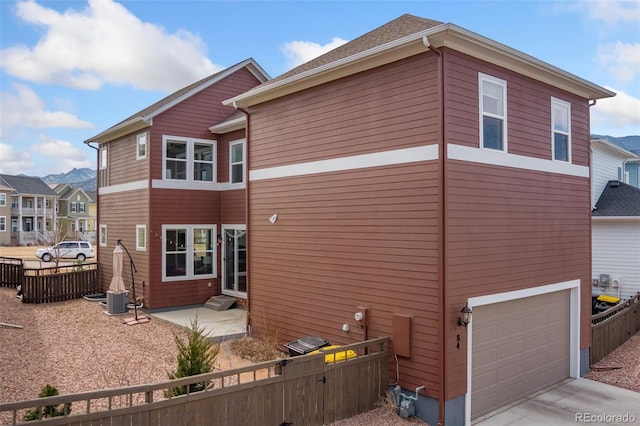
[471,290,570,419]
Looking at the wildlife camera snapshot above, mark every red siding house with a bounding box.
[85,59,269,310]
[224,15,614,425]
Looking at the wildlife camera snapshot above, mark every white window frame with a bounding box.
[162,224,217,281]
[136,224,147,251]
[551,97,571,163]
[479,73,508,152]
[99,224,107,247]
[137,132,148,160]
[79,202,86,213]
[71,202,77,213]
[0,194,5,207]
[229,140,246,184]
[162,135,217,183]
[11,219,18,232]
[99,146,108,170]
[0,216,5,232]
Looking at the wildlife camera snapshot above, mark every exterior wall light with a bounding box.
[458,304,472,327]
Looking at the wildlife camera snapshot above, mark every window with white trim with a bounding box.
[137,133,147,160]
[163,136,216,182]
[11,219,18,232]
[99,224,107,247]
[230,140,245,184]
[79,202,86,213]
[136,225,147,251]
[71,202,77,213]
[162,225,216,280]
[479,73,507,151]
[99,146,108,170]
[0,194,5,207]
[551,97,571,162]
[11,197,18,208]
[0,217,5,232]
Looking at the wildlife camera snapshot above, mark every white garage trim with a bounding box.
[464,279,581,426]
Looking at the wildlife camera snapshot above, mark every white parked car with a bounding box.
[36,241,95,262]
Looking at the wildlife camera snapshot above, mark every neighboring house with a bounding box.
[0,182,12,246]
[0,174,58,246]
[625,158,640,188]
[223,15,613,426]
[52,184,97,242]
[84,58,269,309]
[590,140,640,301]
[590,139,638,208]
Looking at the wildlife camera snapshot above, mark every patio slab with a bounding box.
[150,306,247,343]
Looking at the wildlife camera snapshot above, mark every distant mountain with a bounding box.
[41,168,96,192]
[592,135,640,155]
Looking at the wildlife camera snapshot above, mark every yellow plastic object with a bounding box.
[310,345,357,363]
[597,294,620,304]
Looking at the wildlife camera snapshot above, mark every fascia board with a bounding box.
[223,25,444,108]
[209,116,246,134]
[433,25,615,100]
[591,139,638,159]
[592,216,640,221]
[85,117,150,144]
[225,23,614,108]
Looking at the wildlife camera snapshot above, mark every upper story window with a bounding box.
[163,136,216,182]
[11,197,18,208]
[551,97,571,162]
[0,194,5,207]
[230,140,245,184]
[79,202,86,213]
[479,73,507,152]
[137,133,147,160]
[99,146,108,170]
[71,202,77,213]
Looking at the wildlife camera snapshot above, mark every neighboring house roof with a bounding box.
[56,185,90,201]
[85,58,270,144]
[591,139,638,159]
[593,181,640,217]
[85,191,97,203]
[0,174,57,196]
[225,14,614,108]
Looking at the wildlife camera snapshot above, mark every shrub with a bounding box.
[166,318,219,397]
[23,384,71,421]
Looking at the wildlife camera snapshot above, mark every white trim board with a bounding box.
[448,144,589,177]
[463,279,581,426]
[98,180,148,195]
[250,145,439,181]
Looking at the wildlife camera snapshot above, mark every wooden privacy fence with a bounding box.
[0,337,390,426]
[0,257,99,304]
[591,293,640,365]
[0,256,23,288]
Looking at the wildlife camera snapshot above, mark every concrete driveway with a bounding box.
[474,378,640,425]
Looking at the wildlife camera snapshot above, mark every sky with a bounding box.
[0,0,639,176]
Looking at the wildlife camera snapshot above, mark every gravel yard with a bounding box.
[1,247,637,425]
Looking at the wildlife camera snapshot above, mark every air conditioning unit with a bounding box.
[599,274,611,287]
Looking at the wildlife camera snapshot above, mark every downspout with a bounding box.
[424,35,446,426]
[234,102,252,335]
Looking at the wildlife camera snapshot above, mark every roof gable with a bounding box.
[593,181,640,217]
[86,58,270,144]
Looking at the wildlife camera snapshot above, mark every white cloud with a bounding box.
[591,87,640,135]
[585,0,640,25]
[36,134,92,166]
[282,37,349,69]
[1,83,94,129]
[597,42,640,84]
[0,143,33,175]
[0,0,222,92]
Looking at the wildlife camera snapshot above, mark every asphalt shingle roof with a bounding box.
[263,14,443,87]
[593,180,640,217]
[0,174,57,196]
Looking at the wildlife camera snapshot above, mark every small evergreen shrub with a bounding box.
[166,318,219,397]
[23,384,71,421]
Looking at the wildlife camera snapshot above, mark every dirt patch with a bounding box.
[585,330,640,392]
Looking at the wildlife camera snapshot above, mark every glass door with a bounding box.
[222,225,246,297]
